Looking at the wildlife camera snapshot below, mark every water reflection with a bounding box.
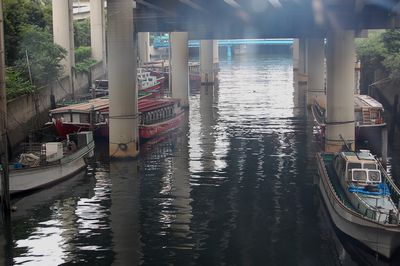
[109,160,140,265]
[4,53,400,265]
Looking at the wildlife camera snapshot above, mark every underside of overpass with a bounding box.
[134,0,400,39]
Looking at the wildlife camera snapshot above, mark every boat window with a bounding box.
[352,170,367,182]
[355,112,363,123]
[80,114,89,123]
[363,163,377,170]
[348,163,361,170]
[370,111,378,119]
[368,170,381,183]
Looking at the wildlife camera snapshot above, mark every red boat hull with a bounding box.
[139,111,185,139]
[54,111,185,140]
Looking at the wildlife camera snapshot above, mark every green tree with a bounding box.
[16,25,66,87]
[381,30,400,83]
[3,0,51,65]
[74,19,91,47]
[355,32,386,93]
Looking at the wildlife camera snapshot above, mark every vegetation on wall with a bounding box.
[74,46,97,73]
[5,67,34,99]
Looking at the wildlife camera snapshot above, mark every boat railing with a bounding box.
[380,165,400,205]
[317,153,345,206]
[354,194,378,220]
[19,143,43,154]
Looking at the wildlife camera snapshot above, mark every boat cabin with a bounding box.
[333,150,382,185]
[354,95,384,126]
[49,97,109,125]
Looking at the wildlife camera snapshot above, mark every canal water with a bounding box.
[2,52,400,265]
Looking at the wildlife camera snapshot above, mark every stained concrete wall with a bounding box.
[7,61,105,147]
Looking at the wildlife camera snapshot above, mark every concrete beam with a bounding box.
[107,0,139,158]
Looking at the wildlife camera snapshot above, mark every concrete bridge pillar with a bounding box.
[170,32,189,107]
[213,40,219,65]
[307,38,325,106]
[90,0,106,66]
[52,0,74,90]
[107,0,139,158]
[200,40,214,84]
[292,39,299,71]
[213,40,219,80]
[138,32,150,65]
[325,30,355,152]
[298,38,308,82]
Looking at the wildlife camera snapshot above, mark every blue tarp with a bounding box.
[348,183,390,196]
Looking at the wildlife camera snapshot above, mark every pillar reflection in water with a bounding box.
[199,85,217,172]
[293,70,307,118]
[109,160,141,265]
[170,112,193,239]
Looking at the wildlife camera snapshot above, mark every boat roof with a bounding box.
[50,91,152,114]
[138,98,178,112]
[100,98,179,113]
[354,94,383,109]
[50,97,109,114]
[341,150,377,164]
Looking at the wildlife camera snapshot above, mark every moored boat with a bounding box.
[49,97,185,140]
[317,150,400,258]
[49,97,109,138]
[311,94,386,142]
[100,98,185,140]
[139,98,185,139]
[3,131,95,196]
[49,91,153,138]
[92,68,165,97]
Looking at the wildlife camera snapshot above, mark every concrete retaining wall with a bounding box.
[7,61,105,147]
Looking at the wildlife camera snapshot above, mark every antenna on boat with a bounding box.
[339,134,361,160]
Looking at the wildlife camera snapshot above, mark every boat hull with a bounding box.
[54,120,107,139]
[140,111,185,139]
[4,141,95,196]
[54,112,185,140]
[317,153,400,258]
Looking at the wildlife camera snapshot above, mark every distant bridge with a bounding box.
[153,38,293,49]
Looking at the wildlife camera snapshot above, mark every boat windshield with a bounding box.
[363,163,377,170]
[351,169,382,183]
[368,170,381,183]
[348,163,361,170]
[352,169,367,182]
